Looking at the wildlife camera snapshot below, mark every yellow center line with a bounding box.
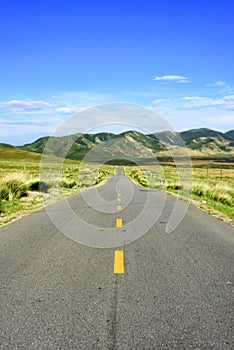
[117,205,122,210]
[117,197,121,202]
[116,218,122,227]
[114,250,124,274]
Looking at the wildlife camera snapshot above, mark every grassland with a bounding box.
[0,148,116,226]
[0,147,233,227]
[125,161,234,225]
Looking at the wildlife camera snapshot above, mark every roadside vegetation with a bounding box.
[125,162,234,224]
[0,149,116,226]
[1,146,233,226]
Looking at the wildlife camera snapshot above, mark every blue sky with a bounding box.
[0,0,234,144]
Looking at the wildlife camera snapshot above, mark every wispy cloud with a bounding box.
[181,95,234,109]
[1,89,233,145]
[0,99,53,114]
[206,80,234,94]
[206,80,227,87]
[151,98,166,104]
[0,117,60,126]
[153,75,189,83]
[151,94,234,131]
[51,91,116,108]
[0,93,113,115]
[0,92,117,144]
[152,94,234,110]
[0,116,61,145]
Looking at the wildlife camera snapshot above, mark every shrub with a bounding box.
[95,169,110,184]
[0,174,27,201]
[61,180,77,189]
[28,180,50,193]
[129,169,148,187]
[167,183,183,191]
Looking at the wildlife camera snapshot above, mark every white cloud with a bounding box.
[0,117,60,126]
[0,94,111,116]
[206,80,227,87]
[152,95,234,110]
[52,91,116,107]
[0,117,61,145]
[0,92,118,144]
[181,95,234,109]
[181,96,223,108]
[154,75,189,83]
[151,98,166,104]
[55,106,79,114]
[0,99,53,114]
[206,80,234,94]
[1,89,234,145]
[151,94,234,132]
[150,103,234,132]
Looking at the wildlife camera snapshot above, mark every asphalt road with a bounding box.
[0,168,234,349]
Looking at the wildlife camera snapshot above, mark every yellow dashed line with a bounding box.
[117,197,121,202]
[116,218,122,227]
[114,250,124,274]
[117,205,122,210]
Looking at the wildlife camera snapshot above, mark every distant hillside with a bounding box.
[176,128,234,154]
[2,128,233,161]
[180,128,226,143]
[225,130,234,146]
[19,131,166,161]
[0,146,79,164]
[0,143,15,149]
[0,147,43,162]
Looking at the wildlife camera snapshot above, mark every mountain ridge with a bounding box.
[1,128,234,161]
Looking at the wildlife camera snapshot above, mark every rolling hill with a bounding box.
[1,128,233,162]
[0,145,79,164]
[19,131,166,161]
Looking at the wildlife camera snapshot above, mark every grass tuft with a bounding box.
[0,173,28,201]
[193,182,233,206]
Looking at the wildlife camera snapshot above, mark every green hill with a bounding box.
[19,131,166,161]
[0,143,15,149]
[0,146,79,164]
[2,128,233,162]
[0,147,43,162]
[225,130,234,146]
[180,128,225,143]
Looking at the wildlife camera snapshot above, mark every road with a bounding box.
[0,168,233,349]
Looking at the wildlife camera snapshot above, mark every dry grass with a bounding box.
[0,173,27,201]
[0,159,117,225]
[193,182,233,206]
[125,161,234,222]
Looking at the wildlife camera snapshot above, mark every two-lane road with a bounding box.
[0,168,233,349]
